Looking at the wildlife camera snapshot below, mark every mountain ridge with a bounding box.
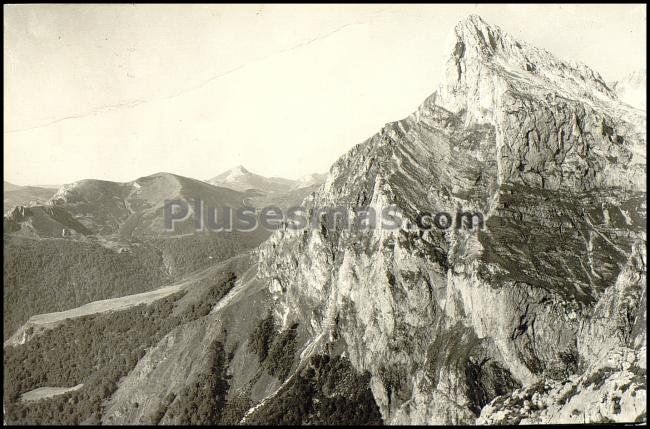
[5,172,247,239]
[207,165,325,193]
[612,68,647,110]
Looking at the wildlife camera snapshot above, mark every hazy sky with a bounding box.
[4,4,646,186]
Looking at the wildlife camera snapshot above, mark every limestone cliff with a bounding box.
[256,15,646,424]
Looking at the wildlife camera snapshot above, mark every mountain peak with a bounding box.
[461,13,486,25]
[206,165,256,188]
[207,166,326,193]
[454,14,495,40]
[208,166,282,192]
[451,14,507,56]
[231,165,250,175]
[449,14,610,82]
[437,15,621,123]
[612,68,646,110]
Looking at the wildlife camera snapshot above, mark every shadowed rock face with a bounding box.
[257,15,646,424]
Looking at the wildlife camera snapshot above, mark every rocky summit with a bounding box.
[3,14,646,425]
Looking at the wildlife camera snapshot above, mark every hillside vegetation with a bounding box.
[3,236,171,338]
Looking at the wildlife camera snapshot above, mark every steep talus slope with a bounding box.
[256,15,646,424]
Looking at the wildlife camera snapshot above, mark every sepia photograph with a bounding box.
[3,4,647,425]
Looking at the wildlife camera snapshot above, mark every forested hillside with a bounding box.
[3,236,171,338]
[4,270,239,424]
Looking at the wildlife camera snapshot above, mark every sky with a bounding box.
[4,4,647,186]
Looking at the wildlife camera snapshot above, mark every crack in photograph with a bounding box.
[2,4,647,425]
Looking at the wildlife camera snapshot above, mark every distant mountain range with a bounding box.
[3,167,326,231]
[3,182,58,214]
[4,168,325,240]
[5,173,243,239]
[611,68,646,110]
[207,165,325,193]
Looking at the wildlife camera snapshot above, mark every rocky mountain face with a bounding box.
[612,69,646,111]
[3,15,645,426]
[256,15,646,424]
